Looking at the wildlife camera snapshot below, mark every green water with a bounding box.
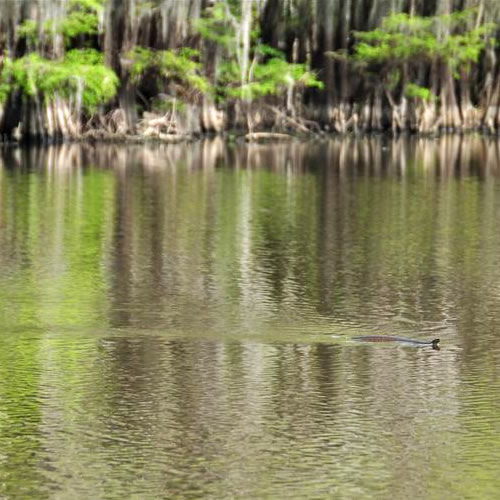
[0,137,500,499]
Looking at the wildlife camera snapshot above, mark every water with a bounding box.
[1,137,500,499]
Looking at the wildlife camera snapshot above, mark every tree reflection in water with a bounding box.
[0,137,500,498]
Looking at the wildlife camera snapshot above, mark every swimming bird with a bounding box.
[352,336,440,350]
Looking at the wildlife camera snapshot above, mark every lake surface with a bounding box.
[1,137,500,499]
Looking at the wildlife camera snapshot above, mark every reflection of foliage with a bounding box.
[5,49,118,111]
[1,140,500,498]
[0,163,115,329]
[0,335,44,498]
[0,167,113,497]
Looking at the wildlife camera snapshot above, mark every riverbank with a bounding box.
[4,109,500,148]
[4,128,500,148]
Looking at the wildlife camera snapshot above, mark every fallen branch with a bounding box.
[245,132,292,142]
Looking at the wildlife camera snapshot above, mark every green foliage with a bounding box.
[196,3,234,48]
[350,9,495,98]
[386,69,401,90]
[353,10,494,70]
[9,49,118,111]
[220,54,322,100]
[196,2,322,104]
[381,12,433,32]
[128,47,155,80]
[0,58,13,103]
[61,0,104,42]
[440,22,495,76]
[128,47,211,94]
[255,44,285,59]
[17,20,38,43]
[137,2,155,13]
[196,3,262,55]
[151,95,186,114]
[62,11,98,39]
[405,83,432,101]
[15,0,103,51]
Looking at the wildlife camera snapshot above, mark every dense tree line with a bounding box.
[0,0,499,141]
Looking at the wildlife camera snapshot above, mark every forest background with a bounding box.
[0,0,499,141]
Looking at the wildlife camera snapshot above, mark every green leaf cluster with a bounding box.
[16,0,103,49]
[61,0,103,41]
[354,9,494,70]
[128,47,211,94]
[196,2,322,104]
[350,9,495,101]
[219,52,322,100]
[405,83,432,101]
[17,20,38,44]
[6,49,118,111]
[196,3,235,48]
[0,58,14,103]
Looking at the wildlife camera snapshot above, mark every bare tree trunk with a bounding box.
[440,66,462,129]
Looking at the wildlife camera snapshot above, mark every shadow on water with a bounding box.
[1,136,500,498]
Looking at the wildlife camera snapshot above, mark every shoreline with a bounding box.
[2,128,500,148]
